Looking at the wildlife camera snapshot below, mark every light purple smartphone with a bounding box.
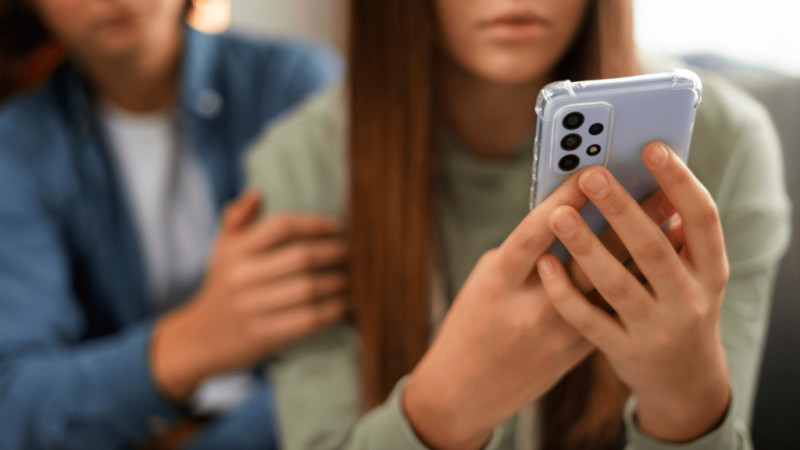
[530,69,703,260]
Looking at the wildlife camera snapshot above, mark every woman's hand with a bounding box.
[151,191,348,401]
[401,176,595,450]
[536,142,731,442]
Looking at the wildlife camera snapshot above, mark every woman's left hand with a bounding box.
[536,141,731,443]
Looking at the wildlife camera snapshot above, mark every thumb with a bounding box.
[223,189,263,232]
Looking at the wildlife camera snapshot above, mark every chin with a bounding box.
[92,28,149,59]
[472,53,553,86]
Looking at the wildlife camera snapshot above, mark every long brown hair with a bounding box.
[348,0,637,448]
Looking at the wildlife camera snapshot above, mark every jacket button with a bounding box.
[194,88,223,118]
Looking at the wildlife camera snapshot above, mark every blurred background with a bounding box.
[141,1,800,448]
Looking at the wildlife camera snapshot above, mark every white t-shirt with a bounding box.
[100,100,256,415]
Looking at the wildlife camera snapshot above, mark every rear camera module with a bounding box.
[563,112,585,130]
[558,155,580,172]
[561,133,582,151]
[587,144,601,156]
[589,123,604,135]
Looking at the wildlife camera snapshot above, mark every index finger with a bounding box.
[496,174,588,283]
[642,142,727,275]
[232,213,343,255]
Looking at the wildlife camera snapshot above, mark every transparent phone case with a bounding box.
[531,69,703,260]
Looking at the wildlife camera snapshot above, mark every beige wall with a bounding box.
[230,0,347,53]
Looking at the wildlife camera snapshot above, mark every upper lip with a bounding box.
[483,8,548,27]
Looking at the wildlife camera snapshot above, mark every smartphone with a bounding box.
[530,69,703,260]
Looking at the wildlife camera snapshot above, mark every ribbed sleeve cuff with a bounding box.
[623,386,751,450]
[359,376,504,450]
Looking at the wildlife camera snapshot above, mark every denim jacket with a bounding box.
[0,26,341,449]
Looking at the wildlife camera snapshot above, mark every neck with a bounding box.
[435,57,549,161]
[80,26,182,113]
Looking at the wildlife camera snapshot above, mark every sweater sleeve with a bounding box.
[267,324,506,450]
[623,81,791,449]
[246,88,504,450]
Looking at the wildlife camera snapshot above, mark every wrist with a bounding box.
[402,371,493,450]
[635,367,731,442]
[150,302,212,402]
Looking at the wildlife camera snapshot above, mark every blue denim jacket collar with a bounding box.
[55,25,232,321]
[60,25,219,122]
[59,25,235,201]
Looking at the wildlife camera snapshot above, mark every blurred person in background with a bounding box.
[0,0,345,448]
[247,0,790,449]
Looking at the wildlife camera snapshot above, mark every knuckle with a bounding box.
[484,272,508,295]
[569,313,595,337]
[602,279,631,301]
[222,204,237,223]
[685,301,707,327]
[292,246,316,269]
[512,310,542,335]
[699,202,721,228]
[637,239,672,264]
[554,326,580,350]
[607,192,632,217]
[517,233,546,252]
[481,248,497,267]
[307,308,326,331]
[651,326,674,348]
[666,161,692,186]
[482,249,500,263]
[269,215,294,239]
[715,261,731,289]
[477,250,508,285]
[300,277,319,299]
[545,278,571,303]
[563,229,591,257]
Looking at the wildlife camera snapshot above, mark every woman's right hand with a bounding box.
[402,176,593,450]
[402,177,678,450]
[151,191,348,401]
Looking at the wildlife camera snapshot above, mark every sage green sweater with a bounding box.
[246,71,790,449]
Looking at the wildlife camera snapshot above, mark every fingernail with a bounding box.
[538,259,554,278]
[554,212,577,236]
[648,144,669,167]
[583,172,609,196]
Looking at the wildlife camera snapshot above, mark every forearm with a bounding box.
[0,321,180,449]
[271,323,510,450]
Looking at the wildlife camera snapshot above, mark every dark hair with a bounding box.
[348,0,637,448]
[0,1,53,101]
[0,0,194,102]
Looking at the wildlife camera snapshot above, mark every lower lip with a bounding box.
[483,22,546,42]
[106,12,139,27]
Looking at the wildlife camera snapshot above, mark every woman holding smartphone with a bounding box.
[247,0,789,448]
[0,1,346,448]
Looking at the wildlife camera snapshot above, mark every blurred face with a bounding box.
[31,0,185,59]
[435,0,589,85]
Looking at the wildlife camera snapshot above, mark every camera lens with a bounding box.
[563,112,584,130]
[558,155,580,172]
[587,144,601,156]
[589,123,604,135]
[561,133,582,151]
